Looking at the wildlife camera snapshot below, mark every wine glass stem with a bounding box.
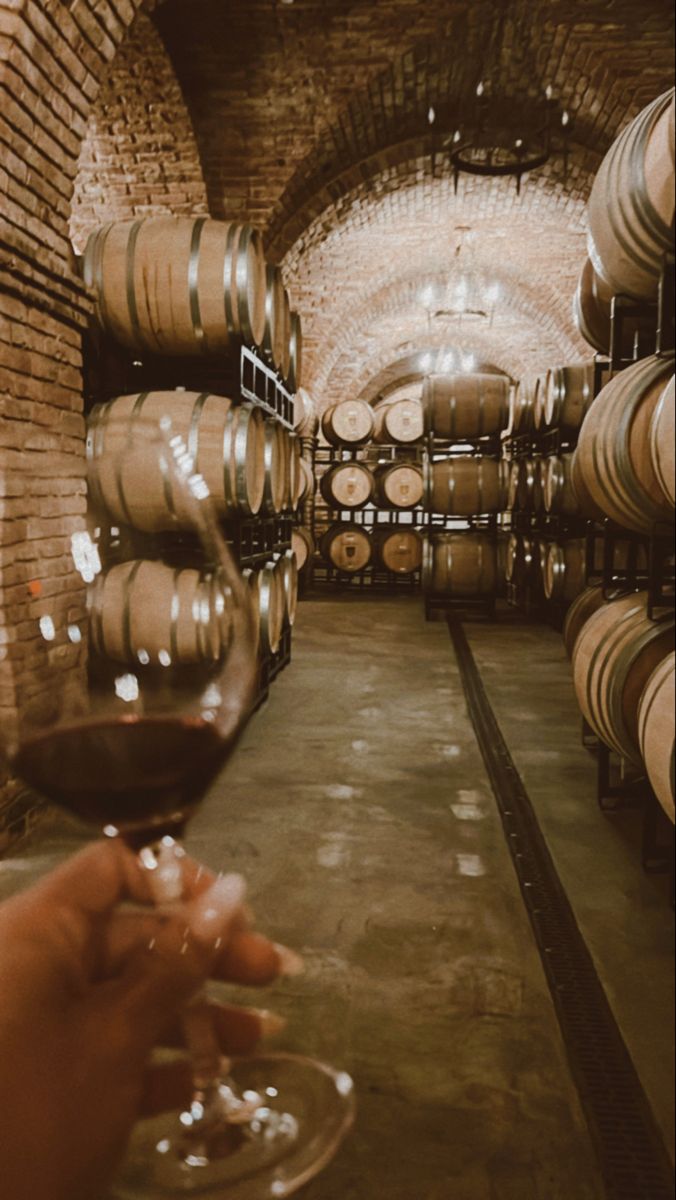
[138,839,261,1139]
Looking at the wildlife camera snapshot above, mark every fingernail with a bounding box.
[251,1008,288,1039]
[273,943,305,978]
[190,873,247,941]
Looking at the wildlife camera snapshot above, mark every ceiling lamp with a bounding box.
[429,81,572,195]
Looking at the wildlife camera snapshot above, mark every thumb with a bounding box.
[117,873,247,1045]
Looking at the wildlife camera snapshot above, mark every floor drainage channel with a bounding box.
[448,617,674,1200]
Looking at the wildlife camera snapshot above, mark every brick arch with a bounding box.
[310,262,587,404]
[358,354,508,407]
[70,10,209,253]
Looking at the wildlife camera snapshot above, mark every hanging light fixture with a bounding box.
[444,79,572,196]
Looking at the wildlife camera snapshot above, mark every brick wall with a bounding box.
[70,11,208,253]
[0,0,149,835]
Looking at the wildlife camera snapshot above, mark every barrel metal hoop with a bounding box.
[90,222,114,329]
[187,392,210,468]
[85,404,109,517]
[607,622,672,763]
[614,359,673,525]
[235,407,254,513]
[222,414,235,509]
[583,602,646,748]
[637,653,675,755]
[122,561,144,663]
[236,225,255,344]
[223,223,236,335]
[125,220,147,349]
[477,458,484,515]
[188,218,208,353]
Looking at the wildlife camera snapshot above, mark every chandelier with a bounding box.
[428,83,572,195]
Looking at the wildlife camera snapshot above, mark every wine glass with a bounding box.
[3,412,354,1197]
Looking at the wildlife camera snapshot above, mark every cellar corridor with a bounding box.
[1,597,672,1199]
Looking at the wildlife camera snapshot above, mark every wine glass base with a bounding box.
[110,1053,355,1199]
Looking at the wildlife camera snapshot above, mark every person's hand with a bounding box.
[0,839,293,1200]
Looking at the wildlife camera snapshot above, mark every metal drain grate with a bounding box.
[448,618,675,1200]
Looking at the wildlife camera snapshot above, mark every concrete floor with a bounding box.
[1,595,673,1197]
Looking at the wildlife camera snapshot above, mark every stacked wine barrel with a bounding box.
[422,373,510,612]
[501,362,595,610]
[312,395,426,581]
[82,214,307,687]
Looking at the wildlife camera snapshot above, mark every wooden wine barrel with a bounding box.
[260,265,288,373]
[425,457,504,515]
[256,561,285,655]
[293,387,319,438]
[506,460,521,511]
[372,527,423,575]
[649,375,675,506]
[505,533,536,588]
[570,448,607,523]
[543,454,582,516]
[261,421,289,515]
[587,89,675,302]
[320,462,374,509]
[563,586,608,659]
[506,376,535,435]
[321,400,374,447]
[87,392,265,528]
[275,549,298,628]
[242,568,262,657]
[573,257,612,356]
[286,311,303,394]
[291,525,314,571]
[374,463,424,509]
[576,353,675,532]
[373,398,424,444]
[572,592,675,764]
[90,560,229,665]
[83,216,266,353]
[320,523,371,572]
[423,534,497,597]
[543,363,595,431]
[638,652,675,822]
[544,539,586,605]
[422,374,509,439]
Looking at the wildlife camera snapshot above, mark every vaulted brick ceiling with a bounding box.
[154,0,674,406]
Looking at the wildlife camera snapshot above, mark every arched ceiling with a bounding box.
[154,0,674,408]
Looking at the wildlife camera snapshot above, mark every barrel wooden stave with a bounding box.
[294,388,319,437]
[260,265,288,372]
[83,216,266,353]
[543,454,582,516]
[638,652,675,822]
[261,421,289,515]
